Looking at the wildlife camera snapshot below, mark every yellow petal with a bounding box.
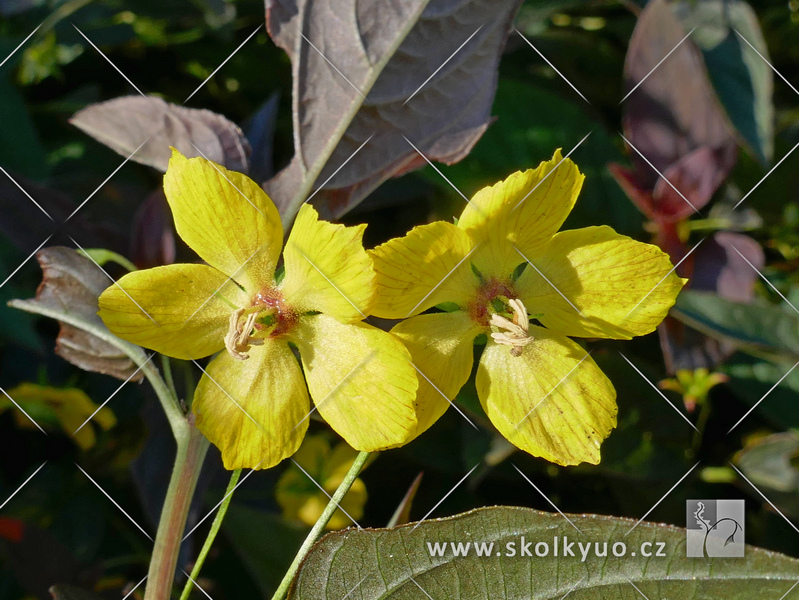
[98,264,247,360]
[476,326,617,466]
[193,340,310,470]
[291,314,418,451]
[280,205,375,322]
[515,226,685,339]
[370,221,475,319]
[458,150,584,277]
[391,311,483,439]
[163,150,283,292]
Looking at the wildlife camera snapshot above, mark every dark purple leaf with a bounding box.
[265,0,523,221]
[129,189,176,269]
[70,95,251,173]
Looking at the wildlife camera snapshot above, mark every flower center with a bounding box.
[466,278,533,357]
[490,298,534,357]
[224,288,298,361]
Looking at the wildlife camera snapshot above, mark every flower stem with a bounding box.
[178,469,242,600]
[270,450,371,600]
[143,420,210,600]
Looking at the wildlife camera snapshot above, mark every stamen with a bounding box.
[225,308,265,361]
[490,298,534,357]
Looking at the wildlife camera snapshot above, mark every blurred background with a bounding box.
[1,0,798,598]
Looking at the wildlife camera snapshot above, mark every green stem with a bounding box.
[179,469,242,600]
[270,451,371,600]
[143,421,210,600]
[162,356,179,403]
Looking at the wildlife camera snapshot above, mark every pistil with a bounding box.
[490,298,534,357]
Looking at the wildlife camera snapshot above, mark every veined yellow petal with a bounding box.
[98,264,246,360]
[280,205,374,323]
[516,226,686,339]
[391,311,483,439]
[193,339,309,470]
[370,221,475,319]
[163,150,282,292]
[291,314,418,451]
[458,150,584,277]
[477,326,617,466]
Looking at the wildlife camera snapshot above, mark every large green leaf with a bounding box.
[674,0,774,164]
[289,506,799,600]
[671,290,799,362]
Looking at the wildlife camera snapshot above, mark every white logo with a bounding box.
[686,499,745,557]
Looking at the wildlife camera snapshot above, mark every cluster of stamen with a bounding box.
[225,308,265,361]
[490,298,534,357]
[224,289,297,361]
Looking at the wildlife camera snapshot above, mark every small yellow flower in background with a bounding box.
[276,435,367,530]
[371,150,685,466]
[98,150,418,470]
[0,383,116,450]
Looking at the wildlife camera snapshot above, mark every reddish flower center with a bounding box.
[466,277,516,327]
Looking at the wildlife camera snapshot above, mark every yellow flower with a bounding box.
[370,151,685,466]
[275,435,367,530]
[98,150,418,470]
[1,383,116,450]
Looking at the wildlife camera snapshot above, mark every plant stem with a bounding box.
[179,469,242,600]
[141,359,186,440]
[270,451,371,600]
[143,420,210,600]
